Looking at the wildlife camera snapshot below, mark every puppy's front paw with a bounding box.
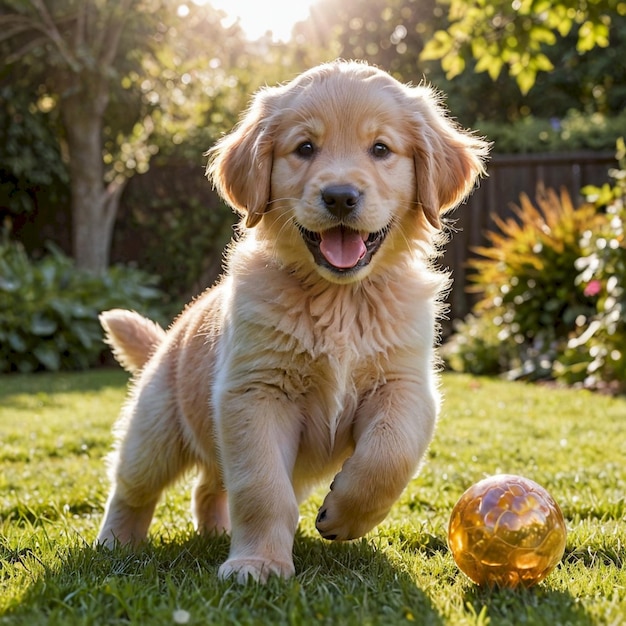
[315,483,390,541]
[218,557,295,584]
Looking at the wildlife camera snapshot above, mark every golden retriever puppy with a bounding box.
[97,60,489,583]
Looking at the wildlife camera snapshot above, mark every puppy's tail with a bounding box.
[100,309,166,374]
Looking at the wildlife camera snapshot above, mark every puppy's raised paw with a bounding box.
[315,507,339,541]
[315,487,390,542]
[218,557,295,584]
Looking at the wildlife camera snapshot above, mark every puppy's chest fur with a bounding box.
[227,261,443,450]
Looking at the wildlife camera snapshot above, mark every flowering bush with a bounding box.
[445,140,626,394]
[563,139,626,392]
[443,185,601,381]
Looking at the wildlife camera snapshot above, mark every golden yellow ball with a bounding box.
[448,474,567,588]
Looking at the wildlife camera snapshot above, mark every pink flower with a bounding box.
[584,279,602,297]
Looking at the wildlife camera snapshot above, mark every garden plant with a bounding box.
[0,237,163,374]
[444,141,626,393]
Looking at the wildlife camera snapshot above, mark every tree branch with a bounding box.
[0,13,40,29]
[92,2,109,60]
[103,175,128,224]
[97,0,135,68]
[28,0,80,71]
[0,22,40,44]
[74,1,86,53]
[4,35,51,64]
[0,12,76,45]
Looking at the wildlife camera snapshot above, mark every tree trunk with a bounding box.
[61,82,124,274]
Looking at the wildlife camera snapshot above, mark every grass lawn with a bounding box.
[0,369,624,625]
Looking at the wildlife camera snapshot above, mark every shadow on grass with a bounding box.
[462,579,594,626]
[292,532,445,624]
[386,529,594,625]
[4,527,596,625]
[3,531,444,625]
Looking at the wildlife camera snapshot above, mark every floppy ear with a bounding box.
[206,89,276,228]
[409,87,490,229]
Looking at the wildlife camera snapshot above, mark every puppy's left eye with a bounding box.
[296,141,316,158]
[371,142,390,159]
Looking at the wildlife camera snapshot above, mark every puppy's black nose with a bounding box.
[321,184,362,219]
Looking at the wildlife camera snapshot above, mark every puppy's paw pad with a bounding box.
[218,558,295,584]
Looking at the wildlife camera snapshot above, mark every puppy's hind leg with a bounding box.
[192,467,230,535]
[98,369,191,547]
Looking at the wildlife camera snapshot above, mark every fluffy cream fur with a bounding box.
[97,60,489,583]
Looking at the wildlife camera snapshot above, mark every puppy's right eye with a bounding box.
[296,141,315,158]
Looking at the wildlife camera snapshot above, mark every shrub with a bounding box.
[0,237,164,373]
[477,110,626,154]
[564,139,626,392]
[443,186,601,381]
[441,312,518,376]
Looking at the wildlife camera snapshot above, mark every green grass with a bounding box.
[1,370,625,625]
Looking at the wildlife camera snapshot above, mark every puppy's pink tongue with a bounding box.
[319,226,366,269]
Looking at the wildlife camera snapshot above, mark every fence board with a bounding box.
[442,150,617,322]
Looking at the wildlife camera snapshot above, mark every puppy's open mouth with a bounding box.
[298,224,390,274]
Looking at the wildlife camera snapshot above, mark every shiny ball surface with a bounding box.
[448,475,567,588]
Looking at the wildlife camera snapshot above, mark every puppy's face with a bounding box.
[268,81,416,282]
[208,62,489,284]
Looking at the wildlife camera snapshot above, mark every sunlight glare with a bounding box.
[191,0,315,42]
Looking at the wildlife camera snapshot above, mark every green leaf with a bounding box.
[419,31,454,61]
[514,66,536,95]
[533,53,554,72]
[441,53,466,80]
[17,358,36,374]
[0,276,21,292]
[475,54,503,81]
[33,344,61,371]
[577,20,610,52]
[531,26,557,46]
[30,314,58,336]
[8,332,27,353]
[471,37,487,59]
[582,183,614,205]
[73,323,98,349]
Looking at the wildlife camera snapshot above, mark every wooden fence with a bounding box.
[441,150,617,322]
